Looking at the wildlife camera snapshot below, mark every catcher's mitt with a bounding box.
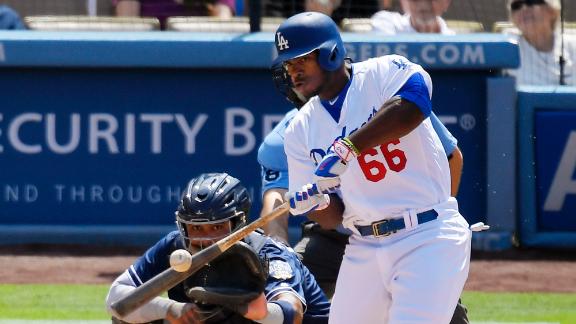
[184,241,268,318]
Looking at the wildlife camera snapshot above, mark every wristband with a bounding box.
[333,137,359,162]
[271,300,296,324]
[255,302,283,324]
[341,137,360,155]
[256,300,299,324]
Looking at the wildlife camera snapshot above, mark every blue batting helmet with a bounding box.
[272,12,346,72]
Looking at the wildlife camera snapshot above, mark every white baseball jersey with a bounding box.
[284,55,451,227]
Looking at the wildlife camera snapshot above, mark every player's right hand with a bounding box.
[166,302,204,324]
[284,184,330,216]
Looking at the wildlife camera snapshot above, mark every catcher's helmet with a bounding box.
[176,173,250,248]
[272,12,346,72]
[271,62,307,108]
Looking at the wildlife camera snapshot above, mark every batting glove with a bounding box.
[314,176,342,194]
[284,184,330,216]
[313,137,359,193]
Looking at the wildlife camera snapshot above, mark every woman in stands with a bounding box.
[506,0,575,86]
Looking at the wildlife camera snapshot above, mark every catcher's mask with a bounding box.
[271,57,353,110]
[176,173,250,250]
[271,62,308,109]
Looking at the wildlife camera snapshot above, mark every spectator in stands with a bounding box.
[370,0,454,34]
[505,0,575,86]
[263,0,339,18]
[331,0,383,25]
[0,5,26,30]
[263,0,381,25]
[113,0,235,29]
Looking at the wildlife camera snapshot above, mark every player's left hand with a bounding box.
[165,302,204,324]
[284,184,330,216]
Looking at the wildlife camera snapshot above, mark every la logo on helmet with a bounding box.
[276,32,289,51]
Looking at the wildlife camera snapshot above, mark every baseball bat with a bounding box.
[110,201,290,318]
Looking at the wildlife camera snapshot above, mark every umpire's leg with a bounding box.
[293,222,349,299]
[450,299,470,324]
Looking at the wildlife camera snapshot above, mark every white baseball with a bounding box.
[169,249,193,272]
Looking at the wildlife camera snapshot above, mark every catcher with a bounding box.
[106,172,330,324]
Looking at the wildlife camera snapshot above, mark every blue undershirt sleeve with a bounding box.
[429,112,457,157]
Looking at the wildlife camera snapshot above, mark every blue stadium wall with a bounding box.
[517,87,576,248]
[0,31,572,249]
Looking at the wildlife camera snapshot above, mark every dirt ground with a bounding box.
[1,244,576,293]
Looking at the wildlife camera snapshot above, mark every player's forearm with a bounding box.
[261,189,290,245]
[308,193,344,230]
[257,292,304,324]
[243,293,269,321]
[348,97,425,152]
[448,146,463,196]
[106,270,174,322]
[264,215,290,245]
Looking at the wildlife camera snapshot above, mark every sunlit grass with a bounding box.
[0,284,575,323]
[0,284,109,320]
[463,291,576,323]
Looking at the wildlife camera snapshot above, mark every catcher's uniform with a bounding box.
[284,55,471,323]
[114,230,330,323]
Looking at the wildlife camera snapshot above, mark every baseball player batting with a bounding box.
[275,12,472,324]
[260,62,471,323]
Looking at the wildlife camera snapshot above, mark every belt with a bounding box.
[355,209,438,237]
